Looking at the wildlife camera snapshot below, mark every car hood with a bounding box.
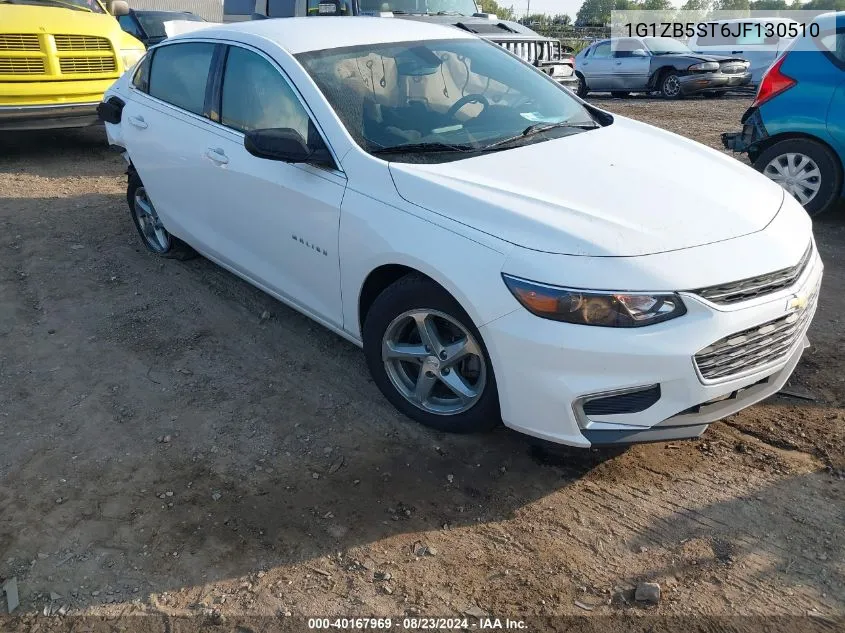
[388,117,785,257]
[1,4,127,39]
[658,53,747,64]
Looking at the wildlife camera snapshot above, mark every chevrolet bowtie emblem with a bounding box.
[787,294,809,311]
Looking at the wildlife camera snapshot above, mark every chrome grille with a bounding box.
[694,281,818,381]
[498,40,561,63]
[0,57,46,75]
[693,244,813,305]
[59,56,116,74]
[0,34,41,51]
[54,34,111,51]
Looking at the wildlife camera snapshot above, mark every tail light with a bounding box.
[752,55,796,108]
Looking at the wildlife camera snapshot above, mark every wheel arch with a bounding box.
[749,131,844,181]
[357,261,483,339]
[648,65,681,90]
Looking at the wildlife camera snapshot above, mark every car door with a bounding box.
[580,41,614,90]
[613,38,651,91]
[198,43,346,326]
[120,41,224,252]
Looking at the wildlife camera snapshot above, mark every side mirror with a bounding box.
[109,0,129,15]
[632,49,648,57]
[244,128,332,166]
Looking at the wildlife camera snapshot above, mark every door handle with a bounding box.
[615,61,622,65]
[128,115,147,129]
[731,50,743,54]
[206,148,229,165]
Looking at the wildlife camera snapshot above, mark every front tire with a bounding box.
[363,274,500,434]
[659,71,683,99]
[753,139,842,217]
[127,172,195,260]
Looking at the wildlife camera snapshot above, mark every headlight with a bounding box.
[688,61,720,71]
[120,49,145,71]
[502,274,687,328]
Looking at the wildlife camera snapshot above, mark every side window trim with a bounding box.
[212,40,343,173]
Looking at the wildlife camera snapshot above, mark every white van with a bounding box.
[689,17,798,85]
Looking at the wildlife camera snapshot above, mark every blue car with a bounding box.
[723,12,845,216]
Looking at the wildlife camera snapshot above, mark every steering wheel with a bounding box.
[446,94,489,120]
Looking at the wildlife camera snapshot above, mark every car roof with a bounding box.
[168,16,477,55]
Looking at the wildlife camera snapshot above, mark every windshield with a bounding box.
[357,0,477,15]
[644,37,692,55]
[136,11,203,38]
[297,39,598,163]
[0,0,105,11]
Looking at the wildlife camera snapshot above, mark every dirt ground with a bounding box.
[0,95,843,631]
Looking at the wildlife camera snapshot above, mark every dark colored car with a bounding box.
[118,9,205,47]
[575,37,751,99]
[723,12,845,217]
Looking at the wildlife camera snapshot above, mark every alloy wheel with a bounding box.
[133,186,171,253]
[662,74,681,98]
[763,152,822,206]
[381,309,487,416]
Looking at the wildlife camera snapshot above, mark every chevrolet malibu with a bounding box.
[100,18,823,447]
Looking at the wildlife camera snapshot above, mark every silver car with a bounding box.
[574,37,751,99]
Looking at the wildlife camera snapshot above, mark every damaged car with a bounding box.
[575,36,751,99]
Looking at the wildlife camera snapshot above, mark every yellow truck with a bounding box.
[0,0,145,131]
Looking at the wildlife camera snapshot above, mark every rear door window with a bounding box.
[148,42,216,116]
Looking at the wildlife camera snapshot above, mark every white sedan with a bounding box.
[100,17,822,447]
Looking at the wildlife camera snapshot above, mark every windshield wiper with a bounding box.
[481,121,600,152]
[370,142,478,155]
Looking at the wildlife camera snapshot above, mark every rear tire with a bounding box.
[363,274,501,434]
[753,139,842,217]
[575,72,588,99]
[127,172,196,260]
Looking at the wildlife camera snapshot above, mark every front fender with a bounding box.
[338,189,516,342]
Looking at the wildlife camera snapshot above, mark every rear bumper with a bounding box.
[0,103,100,131]
[722,107,768,153]
[680,71,752,94]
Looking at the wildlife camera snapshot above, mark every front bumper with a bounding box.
[0,103,100,131]
[481,250,822,447]
[680,71,752,95]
